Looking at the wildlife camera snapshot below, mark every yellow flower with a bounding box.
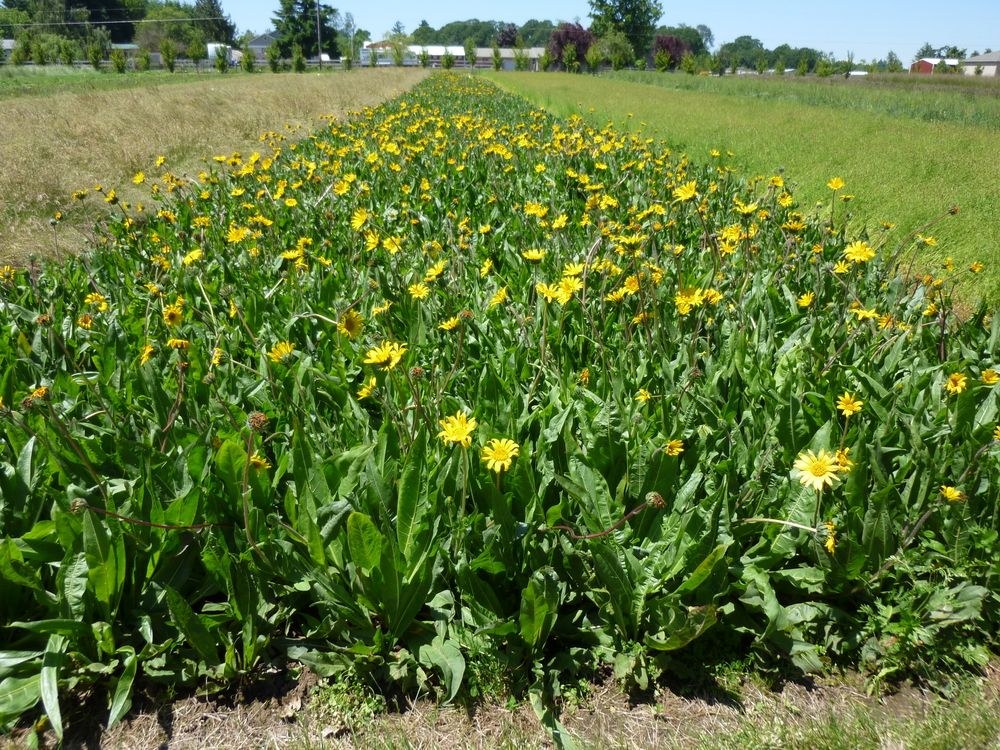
[563,263,585,277]
[522,248,546,264]
[853,308,879,321]
[166,338,189,350]
[793,449,839,492]
[836,448,856,473]
[284,198,298,208]
[981,369,999,385]
[536,282,560,303]
[338,310,364,339]
[85,292,109,312]
[409,283,430,300]
[250,453,272,473]
[994,425,1000,442]
[665,439,684,456]
[364,341,407,370]
[797,291,815,308]
[139,344,155,365]
[579,368,590,386]
[827,177,845,191]
[971,261,984,274]
[479,258,493,277]
[437,411,477,448]
[944,373,967,395]
[350,207,368,230]
[439,316,460,331]
[635,389,651,403]
[372,300,393,316]
[673,181,697,201]
[833,260,851,274]
[210,348,223,366]
[836,392,863,417]
[940,485,964,502]
[823,521,836,554]
[357,376,377,400]
[844,241,875,263]
[489,287,508,308]
[229,299,238,318]
[77,314,93,329]
[163,304,183,327]
[268,341,296,364]
[424,259,446,282]
[183,248,203,266]
[481,438,519,473]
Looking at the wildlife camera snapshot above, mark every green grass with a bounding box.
[485,71,1000,304]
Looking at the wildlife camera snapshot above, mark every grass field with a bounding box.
[484,71,1000,304]
[0,67,428,266]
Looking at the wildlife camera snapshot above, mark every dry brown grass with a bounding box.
[0,68,428,266]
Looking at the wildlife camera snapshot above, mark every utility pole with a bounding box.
[316,1,322,69]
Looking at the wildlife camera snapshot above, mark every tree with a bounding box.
[189,39,207,71]
[549,22,594,68]
[585,42,602,73]
[271,0,341,60]
[240,38,255,72]
[110,46,127,72]
[600,29,633,71]
[496,22,518,47]
[681,51,697,74]
[651,35,688,70]
[341,12,358,59]
[589,0,662,58]
[215,43,229,72]
[718,35,765,70]
[137,48,151,70]
[518,19,555,47]
[160,37,176,72]
[412,20,434,45]
[912,42,935,62]
[655,24,704,56]
[696,24,713,51]
[491,41,502,70]
[562,41,578,73]
[266,41,281,72]
[390,20,405,36]
[463,36,476,68]
[193,0,236,45]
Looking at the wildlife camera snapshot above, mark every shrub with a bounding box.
[585,43,602,74]
[189,40,207,72]
[110,47,127,73]
[240,40,255,73]
[796,57,809,76]
[681,51,698,74]
[652,35,688,71]
[562,42,579,73]
[86,43,102,71]
[292,44,306,73]
[137,49,151,72]
[418,48,430,68]
[441,50,455,69]
[464,37,476,69]
[31,39,47,66]
[160,39,175,73]
[491,42,502,71]
[774,56,785,75]
[654,49,672,72]
[59,40,77,66]
[538,48,552,71]
[215,44,230,73]
[601,30,633,71]
[549,22,594,68]
[266,43,281,73]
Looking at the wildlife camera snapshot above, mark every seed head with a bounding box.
[248,412,270,434]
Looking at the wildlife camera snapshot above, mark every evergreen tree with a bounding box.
[193,0,236,45]
[271,0,340,59]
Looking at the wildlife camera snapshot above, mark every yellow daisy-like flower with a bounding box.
[85,292,109,312]
[827,177,845,191]
[844,241,875,263]
[579,368,590,386]
[944,373,967,395]
[409,283,430,300]
[981,369,999,385]
[836,392,863,417]
[133,172,145,184]
[488,287,508,308]
[439,316,461,331]
[971,262,984,274]
[994,425,1000,442]
[793,448,840,492]
[226,225,250,244]
[350,207,368,231]
[823,521,836,554]
[672,181,698,202]
[356,376,377,400]
[797,291,815,308]
[337,310,364,339]
[163,304,183,327]
[250,453,272,473]
[940,485,964,502]
[563,262,585,277]
[437,411,477,448]
[481,438,520,473]
[665,439,684,457]
[424,259,446,282]
[635,389,651,403]
[833,260,851,274]
[836,448,857,473]
[268,341,296,364]
[522,248,546,264]
[479,258,493,277]
[166,338,189,350]
[77,314,93,330]
[364,341,407,371]
[183,248,202,266]
[139,344,155,365]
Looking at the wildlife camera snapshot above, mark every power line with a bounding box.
[0,16,225,28]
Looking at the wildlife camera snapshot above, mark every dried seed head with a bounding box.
[219,284,235,299]
[645,492,666,510]
[35,313,52,325]
[69,498,88,515]
[460,310,474,321]
[410,366,425,380]
[248,412,270,434]
[202,372,216,385]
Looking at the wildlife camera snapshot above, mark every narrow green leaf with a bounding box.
[83,513,115,622]
[107,648,137,728]
[672,544,729,597]
[0,674,41,726]
[396,430,426,565]
[518,568,560,651]
[40,634,65,740]
[592,544,633,640]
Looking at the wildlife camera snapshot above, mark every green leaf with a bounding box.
[672,544,729,597]
[107,648,137,728]
[644,605,718,651]
[396,430,426,565]
[40,634,65,740]
[0,674,41,726]
[83,513,118,622]
[518,568,560,651]
[347,512,383,571]
[164,585,219,665]
[416,636,465,704]
[591,544,634,640]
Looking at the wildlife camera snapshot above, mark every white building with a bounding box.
[961,50,1000,77]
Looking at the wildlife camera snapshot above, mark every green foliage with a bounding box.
[681,51,698,74]
[441,51,455,70]
[292,44,307,73]
[240,42,255,73]
[934,59,953,74]
[600,30,634,72]
[271,0,340,60]
[538,48,552,72]
[418,48,430,68]
[31,39,48,66]
[215,44,229,74]
[464,37,476,69]
[562,42,579,73]
[110,48,127,73]
[492,42,503,71]
[816,57,833,77]
[654,49,671,72]
[588,0,663,59]
[774,57,785,75]
[160,38,176,73]
[58,39,76,67]
[266,43,282,73]
[390,41,406,67]
[86,43,102,71]
[513,36,529,72]
[585,44,603,74]
[886,51,904,73]
[755,53,768,74]
[3,72,1000,741]
[136,49,151,72]
[796,57,809,76]
[188,40,207,72]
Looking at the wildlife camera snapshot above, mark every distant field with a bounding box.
[485,71,1000,304]
[0,67,428,265]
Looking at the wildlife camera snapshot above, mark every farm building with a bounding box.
[961,50,1000,76]
[246,32,278,62]
[909,57,959,73]
[1,39,14,60]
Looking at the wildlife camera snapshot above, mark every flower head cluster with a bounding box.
[437,411,477,448]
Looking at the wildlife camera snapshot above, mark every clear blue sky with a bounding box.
[228,1,998,63]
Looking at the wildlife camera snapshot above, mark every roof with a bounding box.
[247,32,278,47]
[963,51,1000,63]
[915,58,959,65]
[111,43,138,50]
[474,47,547,59]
